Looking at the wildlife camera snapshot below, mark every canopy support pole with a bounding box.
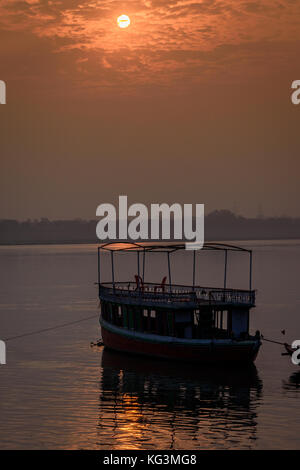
[192,250,196,290]
[224,250,228,290]
[111,251,115,292]
[167,252,172,293]
[249,251,252,291]
[142,249,145,285]
[97,247,101,296]
[137,251,140,292]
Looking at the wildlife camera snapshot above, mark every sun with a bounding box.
[117,14,131,29]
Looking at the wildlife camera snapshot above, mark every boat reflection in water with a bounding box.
[97,349,263,450]
[282,371,300,391]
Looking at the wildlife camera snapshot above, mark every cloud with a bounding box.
[0,0,300,94]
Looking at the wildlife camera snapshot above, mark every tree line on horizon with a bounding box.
[0,210,300,245]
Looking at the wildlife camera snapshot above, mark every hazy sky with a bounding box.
[0,0,300,219]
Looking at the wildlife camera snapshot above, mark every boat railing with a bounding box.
[97,281,255,307]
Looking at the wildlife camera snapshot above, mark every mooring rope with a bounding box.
[3,320,289,350]
[261,335,287,346]
[3,314,99,342]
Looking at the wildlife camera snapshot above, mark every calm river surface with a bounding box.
[0,241,300,449]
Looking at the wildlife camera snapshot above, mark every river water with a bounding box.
[0,241,299,449]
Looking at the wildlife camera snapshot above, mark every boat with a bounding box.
[97,242,261,364]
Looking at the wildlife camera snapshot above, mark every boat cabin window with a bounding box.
[214,310,228,331]
[230,309,249,338]
[102,302,174,337]
[192,309,232,339]
[101,300,249,340]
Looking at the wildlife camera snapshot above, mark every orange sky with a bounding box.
[0,0,300,218]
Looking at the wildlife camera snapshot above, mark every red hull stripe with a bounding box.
[100,319,260,364]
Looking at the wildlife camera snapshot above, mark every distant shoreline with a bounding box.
[2,211,300,247]
[1,236,300,248]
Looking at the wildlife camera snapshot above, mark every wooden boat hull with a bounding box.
[100,318,261,364]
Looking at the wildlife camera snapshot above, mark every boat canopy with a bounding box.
[97,242,253,293]
[99,242,252,253]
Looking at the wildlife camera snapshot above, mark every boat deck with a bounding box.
[98,281,255,309]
